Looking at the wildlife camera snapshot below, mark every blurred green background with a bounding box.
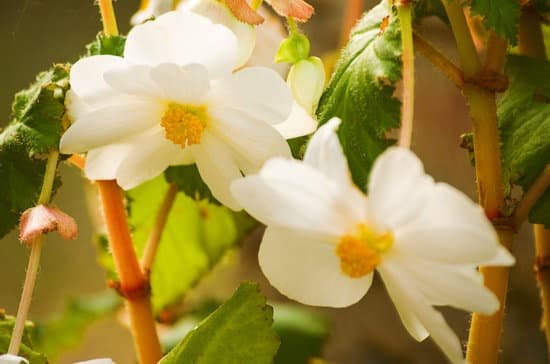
[0,1,545,363]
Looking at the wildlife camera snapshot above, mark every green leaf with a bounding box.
[0,311,48,363]
[97,175,254,312]
[0,64,70,238]
[316,0,401,191]
[272,304,329,364]
[164,165,217,203]
[33,291,121,359]
[469,0,521,43]
[499,55,550,226]
[159,283,279,364]
[86,33,126,57]
[160,301,329,363]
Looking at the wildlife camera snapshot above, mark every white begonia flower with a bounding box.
[231,118,515,363]
[178,0,316,135]
[131,0,173,25]
[60,11,315,210]
[179,0,256,69]
[0,355,29,364]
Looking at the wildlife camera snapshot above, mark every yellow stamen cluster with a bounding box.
[336,224,393,278]
[160,104,207,148]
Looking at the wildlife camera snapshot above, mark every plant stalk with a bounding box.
[97,181,163,364]
[8,151,59,354]
[442,1,511,362]
[141,184,178,274]
[397,1,415,149]
[98,0,119,36]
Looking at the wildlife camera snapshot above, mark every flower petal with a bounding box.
[116,128,190,190]
[69,55,126,103]
[150,63,210,103]
[183,0,258,67]
[103,64,163,98]
[273,102,317,139]
[191,132,242,210]
[124,11,238,78]
[265,0,314,22]
[60,101,164,154]
[0,355,29,364]
[303,118,349,187]
[131,0,172,25]
[208,67,292,125]
[367,147,434,230]
[85,144,136,181]
[385,251,499,314]
[231,158,365,239]
[378,262,465,364]
[208,107,291,168]
[394,183,507,265]
[259,227,372,307]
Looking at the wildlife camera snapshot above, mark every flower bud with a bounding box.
[275,33,310,63]
[287,56,325,115]
[0,355,29,364]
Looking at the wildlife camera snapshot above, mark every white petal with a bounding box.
[150,63,210,103]
[0,355,29,364]
[259,227,372,307]
[116,128,189,189]
[65,90,91,122]
[367,147,434,229]
[124,11,238,78]
[183,0,256,68]
[483,246,516,266]
[191,132,242,210]
[208,67,292,125]
[208,107,291,168]
[231,158,365,239]
[74,359,114,364]
[85,144,134,181]
[60,101,164,154]
[394,183,504,265]
[103,64,162,98]
[304,118,349,187]
[386,251,499,314]
[273,102,317,139]
[378,263,465,364]
[69,55,126,103]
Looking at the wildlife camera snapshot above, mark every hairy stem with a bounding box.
[98,0,119,36]
[517,7,550,359]
[443,1,511,363]
[413,33,464,89]
[141,184,178,274]
[397,1,414,149]
[513,164,550,227]
[8,151,59,354]
[535,225,550,360]
[97,181,162,364]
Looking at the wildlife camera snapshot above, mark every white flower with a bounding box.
[0,355,29,364]
[60,11,313,210]
[179,0,256,68]
[231,118,515,363]
[74,359,114,364]
[131,0,173,25]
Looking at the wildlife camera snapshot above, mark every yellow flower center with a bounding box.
[160,103,207,148]
[336,224,393,278]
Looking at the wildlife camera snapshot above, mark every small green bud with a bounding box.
[274,33,311,64]
[287,56,326,115]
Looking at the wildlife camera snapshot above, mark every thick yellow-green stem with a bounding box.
[442,1,511,363]
[397,1,415,149]
[517,7,550,360]
[8,151,59,355]
[94,3,162,363]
